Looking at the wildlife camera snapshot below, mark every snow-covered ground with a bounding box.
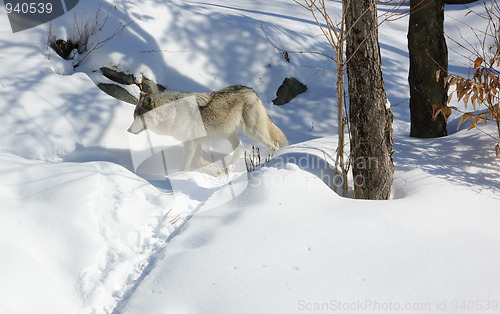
[0,0,499,313]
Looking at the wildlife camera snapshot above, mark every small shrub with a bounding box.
[48,6,132,68]
[245,145,273,172]
[442,0,500,156]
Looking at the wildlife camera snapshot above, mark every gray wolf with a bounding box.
[127,85,288,175]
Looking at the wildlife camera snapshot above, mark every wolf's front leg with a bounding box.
[181,140,198,172]
[222,132,242,174]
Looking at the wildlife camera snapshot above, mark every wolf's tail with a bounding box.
[269,121,288,149]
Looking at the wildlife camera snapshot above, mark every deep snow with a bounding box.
[0,0,499,313]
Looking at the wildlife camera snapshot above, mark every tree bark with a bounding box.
[344,0,394,200]
[408,0,448,138]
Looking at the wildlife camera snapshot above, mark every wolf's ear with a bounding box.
[139,93,152,107]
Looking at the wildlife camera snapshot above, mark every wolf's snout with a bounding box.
[127,116,145,134]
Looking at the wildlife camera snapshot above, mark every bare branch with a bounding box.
[261,25,335,61]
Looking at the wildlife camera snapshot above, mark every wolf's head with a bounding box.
[128,93,157,134]
[133,92,156,119]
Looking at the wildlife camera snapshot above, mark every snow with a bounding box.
[0,0,499,313]
[122,168,500,314]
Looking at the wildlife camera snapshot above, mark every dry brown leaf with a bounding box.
[477,112,488,125]
[432,105,452,122]
[457,87,465,102]
[493,104,500,119]
[479,83,485,91]
[435,69,441,83]
[464,92,471,107]
[457,112,474,130]
[442,106,452,122]
[473,83,480,95]
[487,92,493,106]
[432,104,441,121]
[493,78,500,89]
[474,57,483,70]
[467,115,479,131]
[474,69,481,81]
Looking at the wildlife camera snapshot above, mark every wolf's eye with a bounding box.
[134,96,154,118]
[143,97,154,110]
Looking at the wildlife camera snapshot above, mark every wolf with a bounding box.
[127,85,288,175]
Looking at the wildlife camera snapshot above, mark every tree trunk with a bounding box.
[344,0,394,200]
[408,0,448,138]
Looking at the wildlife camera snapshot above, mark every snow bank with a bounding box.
[0,154,198,313]
[122,158,500,314]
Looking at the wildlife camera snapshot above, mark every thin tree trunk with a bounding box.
[344,0,394,200]
[336,2,348,197]
[408,0,448,138]
[336,54,348,197]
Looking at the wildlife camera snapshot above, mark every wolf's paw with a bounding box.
[207,163,223,176]
[224,164,235,174]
